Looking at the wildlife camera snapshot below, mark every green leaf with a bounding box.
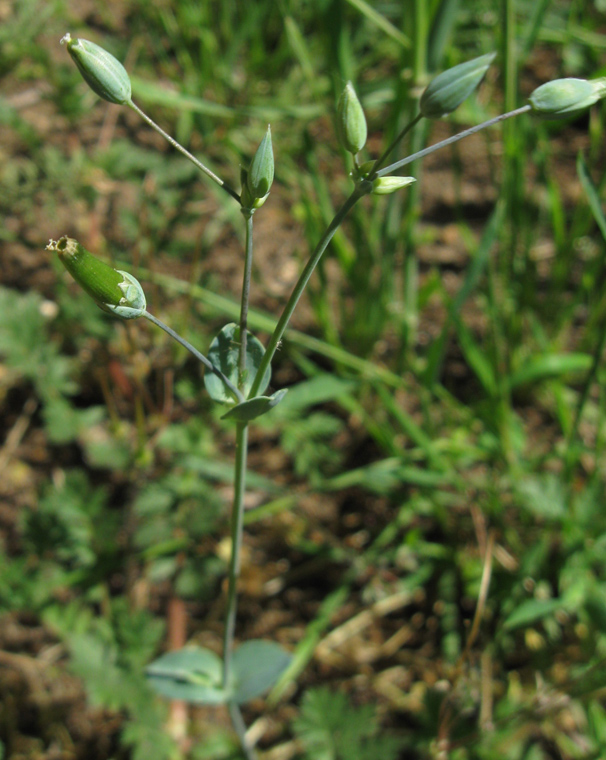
[221,389,288,422]
[578,152,606,242]
[146,646,228,705]
[231,640,292,704]
[584,586,606,633]
[204,323,270,403]
[503,598,563,631]
[514,473,567,520]
[294,686,402,760]
[452,314,497,397]
[509,352,591,389]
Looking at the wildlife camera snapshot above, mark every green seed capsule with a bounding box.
[529,77,606,119]
[61,32,132,106]
[47,236,146,319]
[246,125,274,202]
[337,82,368,155]
[420,52,496,119]
[371,176,416,195]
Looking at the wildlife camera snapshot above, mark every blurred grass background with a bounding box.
[2,0,606,758]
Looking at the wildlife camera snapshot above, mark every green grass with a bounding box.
[2,0,606,758]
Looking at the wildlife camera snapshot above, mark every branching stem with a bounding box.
[248,187,365,398]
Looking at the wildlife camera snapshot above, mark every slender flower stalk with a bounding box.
[377,105,532,177]
[142,311,243,402]
[128,101,241,202]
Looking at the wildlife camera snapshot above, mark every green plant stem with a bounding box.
[223,423,252,747]
[222,210,256,757]
[228,701,256,760]
[142,311,243,402]
[239,211,255,385]
[565,318,606,468]
[377,105,532,177]
[248,187,365,398]
[370,112,423,175]
[127,100,241,203]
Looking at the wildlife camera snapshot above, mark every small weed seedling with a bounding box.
[49,31,606,759]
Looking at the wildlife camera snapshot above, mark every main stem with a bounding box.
[223,422,254,758]
[223,212,256,759]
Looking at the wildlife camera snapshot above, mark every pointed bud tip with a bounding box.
[246,126,274,203]
[337,81,367,155]
[371,176,416,195]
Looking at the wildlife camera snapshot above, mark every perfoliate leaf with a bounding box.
[231,640,292,704]
[146,646,228,705]
[204,323,271,403]
[221,389,288,421]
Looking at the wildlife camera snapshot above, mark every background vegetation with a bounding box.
[2,0,606,758]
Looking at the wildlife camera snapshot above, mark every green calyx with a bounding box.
[337,82,368,155]
[61,32,132,106]
[529,77,606,119]
[47,236,146,319]
[420,52,496,119]
[245,126,274,205]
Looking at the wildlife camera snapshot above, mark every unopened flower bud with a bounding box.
[61,33,132,106]
[529,77,606,119]
[371,176,416,195]
[246,126,274,202]
[47,236,146,319]
[337,82,367,155]
[420,52,496,119]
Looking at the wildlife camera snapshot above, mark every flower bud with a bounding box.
[371,176,416,195]
[529,77,606,119]
[420,52,496,119]
[246,126,274,201]
[47,236,146,319]
[61,32,132,106]
[337,82,367,155]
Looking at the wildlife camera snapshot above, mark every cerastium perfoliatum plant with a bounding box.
[51,32,606,759]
